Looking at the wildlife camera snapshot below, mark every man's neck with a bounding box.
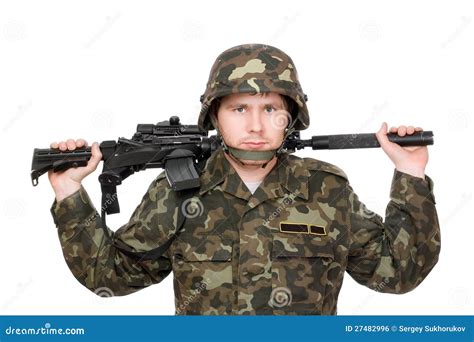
[223,153,277,183]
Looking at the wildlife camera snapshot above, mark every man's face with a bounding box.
[215,92,290,166]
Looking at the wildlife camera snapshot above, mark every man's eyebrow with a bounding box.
[223,100,284,109]
[224,102,248,109]
[262,101,285,108]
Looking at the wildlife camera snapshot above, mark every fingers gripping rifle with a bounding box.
[31,116,434,225]
[31,116,220,226]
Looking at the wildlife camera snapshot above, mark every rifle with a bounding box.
[31,116,434,223]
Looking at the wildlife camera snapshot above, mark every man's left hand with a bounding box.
[376,122,428,179]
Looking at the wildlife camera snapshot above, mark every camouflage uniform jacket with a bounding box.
[51,146,441,315]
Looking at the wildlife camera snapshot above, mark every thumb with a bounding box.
[376,122,390,148]
[87,142,102,171]
[376,122,405,159]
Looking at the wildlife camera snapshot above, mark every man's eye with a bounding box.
[234,107,245,113]
[264,106,276,113]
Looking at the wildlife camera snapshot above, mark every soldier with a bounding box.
[49,43,440,315]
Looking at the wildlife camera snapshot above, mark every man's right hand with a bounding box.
[48,139,103,201]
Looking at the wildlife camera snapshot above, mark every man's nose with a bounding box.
[246,109,263,132]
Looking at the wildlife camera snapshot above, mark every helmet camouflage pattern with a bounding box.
[198,43,309,132]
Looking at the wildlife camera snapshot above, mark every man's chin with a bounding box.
[239,159,268,166]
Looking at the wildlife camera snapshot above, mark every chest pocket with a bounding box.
[171,234,234,315]
[270,233,336,315]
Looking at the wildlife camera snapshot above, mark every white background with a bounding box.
[0,0,472,315]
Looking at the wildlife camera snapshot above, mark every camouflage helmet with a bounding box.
[198,43,309,132]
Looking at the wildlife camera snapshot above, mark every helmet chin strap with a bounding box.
[215,119,297,169]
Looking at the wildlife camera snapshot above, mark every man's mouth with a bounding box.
[242,141,266,148]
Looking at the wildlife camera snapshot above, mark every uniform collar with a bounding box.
[198,147,310,202]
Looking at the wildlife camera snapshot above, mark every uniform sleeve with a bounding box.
[50,172,179,296]
[346,169,441,294]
